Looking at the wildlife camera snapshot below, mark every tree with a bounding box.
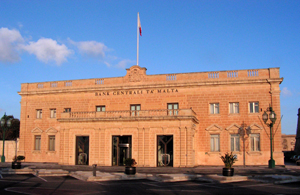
[0,114,20,140]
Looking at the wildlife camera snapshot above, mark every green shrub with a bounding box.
[220,152,237,168]
[13,155,25,162]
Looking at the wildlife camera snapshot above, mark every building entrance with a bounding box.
[112,136,132,166]
[76,136,89,165]
[157,135,173,167]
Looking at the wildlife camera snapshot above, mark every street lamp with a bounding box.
[262,107,277,168]
[1,114,12,162]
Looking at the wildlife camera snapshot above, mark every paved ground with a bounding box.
[0,162,300,194]
[1,175,300,195]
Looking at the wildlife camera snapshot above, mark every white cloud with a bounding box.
[21,38,72,65]
[282,87,292,97]
[116,59,135,69]
[0,27,130,68]
[0,27,24,63]
[104,61,111,67]
[70,39,107,58]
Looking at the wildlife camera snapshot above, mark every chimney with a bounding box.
[294,108,300,154]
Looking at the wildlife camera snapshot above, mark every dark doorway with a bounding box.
[157,135,173,167]
[76,136,89,165]
[112,136,132,166]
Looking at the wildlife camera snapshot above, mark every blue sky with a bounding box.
[0,0,299,135]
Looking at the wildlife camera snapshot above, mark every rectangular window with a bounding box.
[167,103,179,115]
[37,84,44,88]
[36,109,42,119]
[210,103,219,114]
[64,108,71,113]
[229,103,239,114]
[49,135,55,151]
[96,106,106,112]
[250,134,260,151]
[230,134,240,151]
[65,81,72,86]
[249,102,259,113]
[130,104,141,116]
[210,134,220,152]
[35,135,41,150]
[50,109,56,118]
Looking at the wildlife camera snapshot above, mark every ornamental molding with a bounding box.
[45,127,58,134]
[248,123,263,134]
[31,127,43,134]
[205,124,223,133]
[125,65,147,82]
[225,123,241,134]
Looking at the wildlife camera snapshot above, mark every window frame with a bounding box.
[229,102,239,114]
[50,109,56,118]
[36,109,42,119]
[230,134,240,152]
[250,134,260,152]
[249,102,259,113]
[64,108,71,113]
[167,103,179,115]
[210,134,220,152]
[35,135,41,151]
[210,103,220,114]
[48,135,55,151]
[96,105,106,112]
[130,104,141,116]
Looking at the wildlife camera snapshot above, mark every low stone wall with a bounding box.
[0,139,19,162]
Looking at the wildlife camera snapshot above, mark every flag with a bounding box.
[138,13,142,36]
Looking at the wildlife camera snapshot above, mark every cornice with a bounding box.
[18,78,283,96]
[57,115,199,124]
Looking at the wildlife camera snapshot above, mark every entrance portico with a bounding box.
[58,108,198,167]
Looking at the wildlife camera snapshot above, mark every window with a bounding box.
[249,102,259,113]
[229,103,239,114]
[167,103,178,115]
[35,135,41,150]
[250,134,260,151]
[210,103,219,114]
[230,134,240,151]
[64,108,71,113]
[96,106,106,112]
[37,84,44,88]
[51,83,57,87]
[95,79,104,85]
[50,109,56,118]
[210,134,220,152]
[65,81,72,86]
[49,135,55,151]
[36,109,42,119]
[130,104,140,116]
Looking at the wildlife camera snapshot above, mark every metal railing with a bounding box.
[60,108,197,119]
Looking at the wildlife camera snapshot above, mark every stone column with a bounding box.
[294,109,300,154]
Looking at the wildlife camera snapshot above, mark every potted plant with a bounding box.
[124,158,137,175]
[220,152,237,176]
[12,155,25,169]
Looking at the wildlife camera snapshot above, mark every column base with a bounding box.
[268,159,275,168]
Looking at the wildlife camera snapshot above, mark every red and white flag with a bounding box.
[138,13,142,36]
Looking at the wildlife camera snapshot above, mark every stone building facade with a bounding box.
[18,66,284,167]
[281,134,296,152]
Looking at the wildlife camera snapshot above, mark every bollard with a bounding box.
[92,164,97,176]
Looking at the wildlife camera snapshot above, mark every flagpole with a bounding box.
[137,12,139,66]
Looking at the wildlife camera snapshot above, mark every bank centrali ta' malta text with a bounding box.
[95,88,179,96]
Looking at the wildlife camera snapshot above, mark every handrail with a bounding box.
[61,108,197,119]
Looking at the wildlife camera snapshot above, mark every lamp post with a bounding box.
[1,114,12,162]
[262,107,277,168]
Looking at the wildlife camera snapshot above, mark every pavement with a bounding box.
[1,162,300,184]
